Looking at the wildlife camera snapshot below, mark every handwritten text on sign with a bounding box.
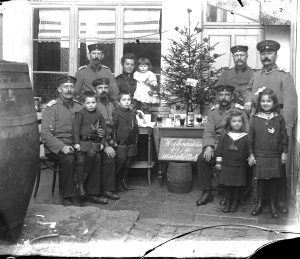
[158,138,203,162]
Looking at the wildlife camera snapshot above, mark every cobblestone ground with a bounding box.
[0,169,299,257]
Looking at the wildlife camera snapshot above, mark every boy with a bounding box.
[73,91,108,204]
[113,92,139,191]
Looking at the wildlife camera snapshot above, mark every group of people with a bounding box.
[196,40,297,218]
[41,44,158,206]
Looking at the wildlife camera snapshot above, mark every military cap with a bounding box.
[92,77,110,87]
[58,75,76,86]
[230,45,248,54]
[213,84,235,93]
[88,43,103,53]
[256,40,280,52]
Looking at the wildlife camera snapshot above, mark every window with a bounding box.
[33,9,70,102]
[32,4,162,102]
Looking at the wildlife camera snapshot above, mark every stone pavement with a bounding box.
[1,169,299,257]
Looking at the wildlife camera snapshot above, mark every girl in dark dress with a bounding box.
[248,88,288,218]
[215,111,249,213]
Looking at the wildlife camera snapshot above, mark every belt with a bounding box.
[80,135,101,143]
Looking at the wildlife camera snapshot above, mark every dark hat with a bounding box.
[257,40,280,52]
[92,77,110,87]
[230,45,248,54]
[213,84,235,93]
[58,75,76,86]
[88,43,103,53]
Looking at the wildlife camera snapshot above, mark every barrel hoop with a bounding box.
[0,63,29,72]
[0,113,37,127]
[0,82,32,89]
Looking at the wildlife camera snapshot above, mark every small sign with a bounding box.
[158,137,203,162]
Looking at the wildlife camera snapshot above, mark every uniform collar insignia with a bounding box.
[261,64,278,74]
[255,112,278,120]
[227,131,248,141]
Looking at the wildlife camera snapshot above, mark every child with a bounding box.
[113,92,139,191]
[215,111,249,213]
[73,91,107,200]
[248,88,288,218]
[133,57,159,104]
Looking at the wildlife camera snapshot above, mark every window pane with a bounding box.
[124,9,161,42]
[206,0,259,23]
[33,9,70,40]
[77,42,115,73]
[33,73,67,103]
[33,41,69,72]
[124,43,161,74]
[78,9,116,40]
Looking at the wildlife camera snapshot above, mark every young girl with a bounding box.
[248,88,288,218]
[215,111,249,213]
[133,57,159,104]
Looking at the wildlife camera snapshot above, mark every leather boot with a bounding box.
[196,191,214,206]
[270,201,278,218]
[252,180,264,216]
[251,201,263,216]
[230,187,241,212]
[269,180,279,218]
[277,201,288,214]
[121,178,132,191]
[222,187,231,212]
[78,183,86,197]
[117,179,125,192]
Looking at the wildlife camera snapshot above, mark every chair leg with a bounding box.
[33,167,41,198]
[147,168,152,187]
[52,162,58,195]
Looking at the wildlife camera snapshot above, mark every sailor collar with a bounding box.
[255,112,279,120]
[227,131,248,141]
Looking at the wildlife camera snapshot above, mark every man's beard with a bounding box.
[219,100,230,107]
[92,58,101,65]
[99,92,108,100]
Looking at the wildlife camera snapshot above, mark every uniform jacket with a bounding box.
[96,99,115,141]
[202,103,249,148]
[74,63,119,105]
[41,97,82,154]
[245,64,297,135]
[115,72,137,97]
[217,65,254,103]
[72,108,107,152]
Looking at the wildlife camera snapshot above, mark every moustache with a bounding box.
[263,58,271,62]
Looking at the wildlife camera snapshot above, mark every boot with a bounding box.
[78,183,86,197]
[196,191,214,206]
[121,178,132,191]
[251,180,264,216]
[222,187,231,213]
[269,180,279,218]
[117,178,125,192]
[230,187,241,212]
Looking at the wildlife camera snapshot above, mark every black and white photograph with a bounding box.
[0,0,300,257]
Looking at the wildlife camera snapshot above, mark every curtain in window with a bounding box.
[124,9,161,43]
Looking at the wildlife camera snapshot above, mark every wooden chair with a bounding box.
[33,118,59,198]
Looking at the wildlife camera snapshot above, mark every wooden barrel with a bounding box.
[0,60,39,242]
[167,162,192,193]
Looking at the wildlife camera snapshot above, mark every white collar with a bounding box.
[255,112,279,120]
[227,132,248,141]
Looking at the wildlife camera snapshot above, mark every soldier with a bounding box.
[115,53,137,98]
[217,45,254,110]
[74,43,119,107]
[93,78,120,200]
[245,40,298,213]
[196,84,249,206]
[41,76,82,206]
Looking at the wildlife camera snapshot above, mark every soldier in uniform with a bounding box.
[41,76,82,206]
[93,78,120,200]
[115,53,137,98]
[245,40,298,213]
[217,45,254,110]
[196,84,249,206]
[74,43,119,107]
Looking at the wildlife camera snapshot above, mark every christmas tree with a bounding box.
[160,8,224,111]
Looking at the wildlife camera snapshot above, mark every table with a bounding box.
[153,126,204,183]
[130,127,155,186]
